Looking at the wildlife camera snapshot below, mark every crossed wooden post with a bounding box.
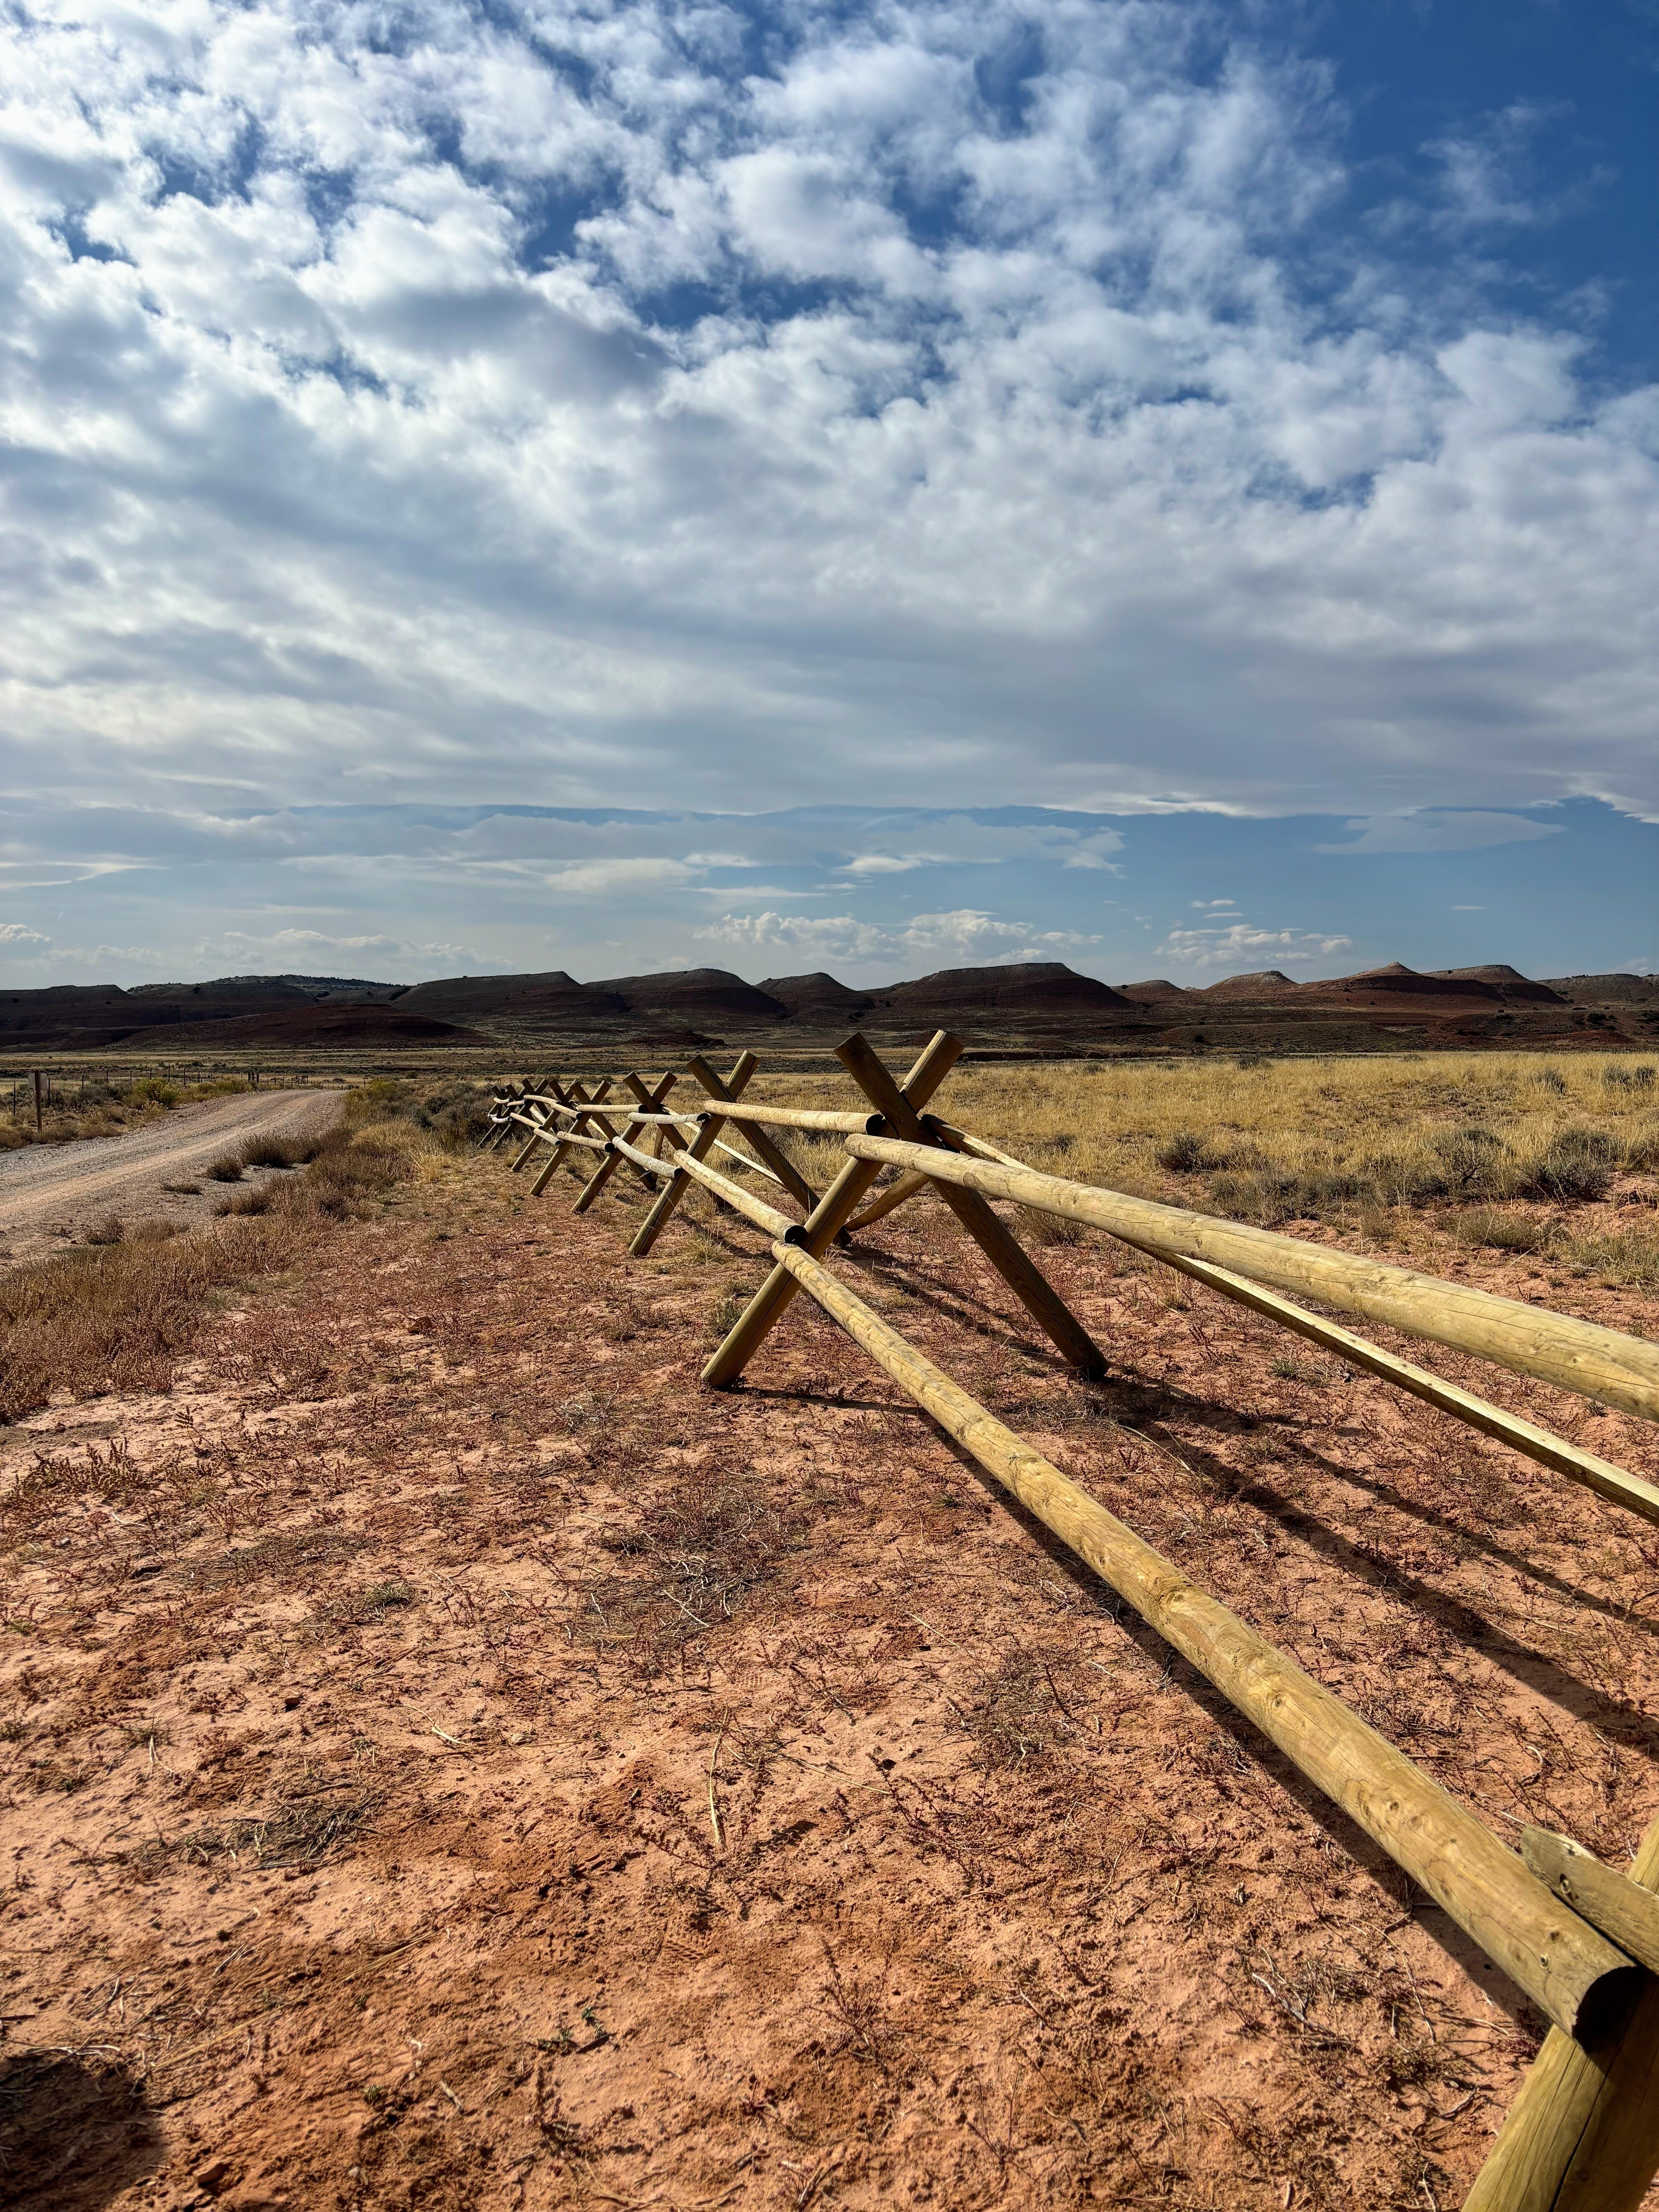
[1463,1814,1659,2209]
[529,1079,614,1196]
[483,1082,527,1152]
[702,1030,1105,1389]
[573,1071,678,1212]
[509,1079,560,1172]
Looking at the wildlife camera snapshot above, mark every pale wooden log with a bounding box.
[712,1136,784,1185]
[769,1235,1633,2040]
[1119,1239,1659,1528]
[484,1089,523,1151]
[541,1105,700,1128]
[697,1101,885,1136]
[686,1053,816,1209]
[841,1125,1028,1234]
[510,1096,560,1171]
[613,1135,801,1242]
[1523,1832,1659,1980]
[835,1034,1105,1379]
[575,1071,676,1212]
[529,1079,584,1195]
[630,1053,758,1259]
[701,1032,963,1389]
[843,1137,1659,1427]
[1463,1819,1659,2212]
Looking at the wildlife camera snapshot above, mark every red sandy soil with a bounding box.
[5,1158,1659,2211]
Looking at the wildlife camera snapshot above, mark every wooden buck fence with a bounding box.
[481,1032,1659,2211]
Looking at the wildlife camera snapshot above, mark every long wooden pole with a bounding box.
[692,1101,885,1136]
[686,1054,816,1210]
[630,1053,757,1260]
[768,1236,1633,2041]
[528,1079,581,1194]
[1463,1819,1659,2212]
[612,1135,802,1243]
[835,1034,1105,1379]
[712,1135,785,1186]
[1119,1241,1659,1527]
[574,1072,676,1212]
[1523,1831,1659,1979]
[701,1032,963,1389]
[845,1138,1659,1427]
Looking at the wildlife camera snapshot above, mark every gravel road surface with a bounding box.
[0,1090,342,1267]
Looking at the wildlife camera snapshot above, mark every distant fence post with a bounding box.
[33,1070,42,1132]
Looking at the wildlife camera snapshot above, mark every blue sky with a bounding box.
[0,0,1654,986]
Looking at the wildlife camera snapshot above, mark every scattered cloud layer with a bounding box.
[0,799,1646,990]
[697,908,1103,970]
[1156,922,1355,970]
[1,0,1657,845]
[1315,811,1567,855]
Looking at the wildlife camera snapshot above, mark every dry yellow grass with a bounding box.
[743,1050,1651,1193]
[711,1051,1659,1287]
[0,1109,453,1422]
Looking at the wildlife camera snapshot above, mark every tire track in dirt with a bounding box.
[0,1090,343,1266]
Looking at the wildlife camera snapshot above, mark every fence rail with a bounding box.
[481,1031,1659,2211]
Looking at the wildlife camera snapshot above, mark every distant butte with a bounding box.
[0,956,1650,1054]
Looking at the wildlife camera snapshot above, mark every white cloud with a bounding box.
[0,922,50,944]
[1157,921,1354,971]
[1316,811,1565,855]
[0,0,1651,843]
[209,928,489,972]
[698,906,1102,979]
[542,858,703,896]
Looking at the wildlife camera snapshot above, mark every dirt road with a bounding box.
[0,1089,341,1266]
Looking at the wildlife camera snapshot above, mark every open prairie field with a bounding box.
[3,1053,1659,2211]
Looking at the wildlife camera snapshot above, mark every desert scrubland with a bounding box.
[2,1053,1658,2210]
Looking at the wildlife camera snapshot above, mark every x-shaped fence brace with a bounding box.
[481,1030,1659,2212]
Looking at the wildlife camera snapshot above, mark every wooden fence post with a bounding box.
[834,1034,1105,1379]
[33,1070,42,1132]
[701,1030,963,1389]
[685,1054,817,1211]
[527,1079,582,1192]
[629,1053,759,1257]
[573,1072,678,1211]
[1463,1820,1659,2212]
[510,1094,558,1172]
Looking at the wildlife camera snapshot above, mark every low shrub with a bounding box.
[1018,1204,1090,1246]
[0,1216,304,1421]
[1208,1168,1375,1225]
[296,1128,410,1218]
[1516,1127,1616,1203]
[1558,1226,1659,1290]
[1157,1129,1221,1173]
[238,1133,309,1170]
[205,1154,245,1183]
[1453,1208,1553,1254]
[214,1187,273,1216]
